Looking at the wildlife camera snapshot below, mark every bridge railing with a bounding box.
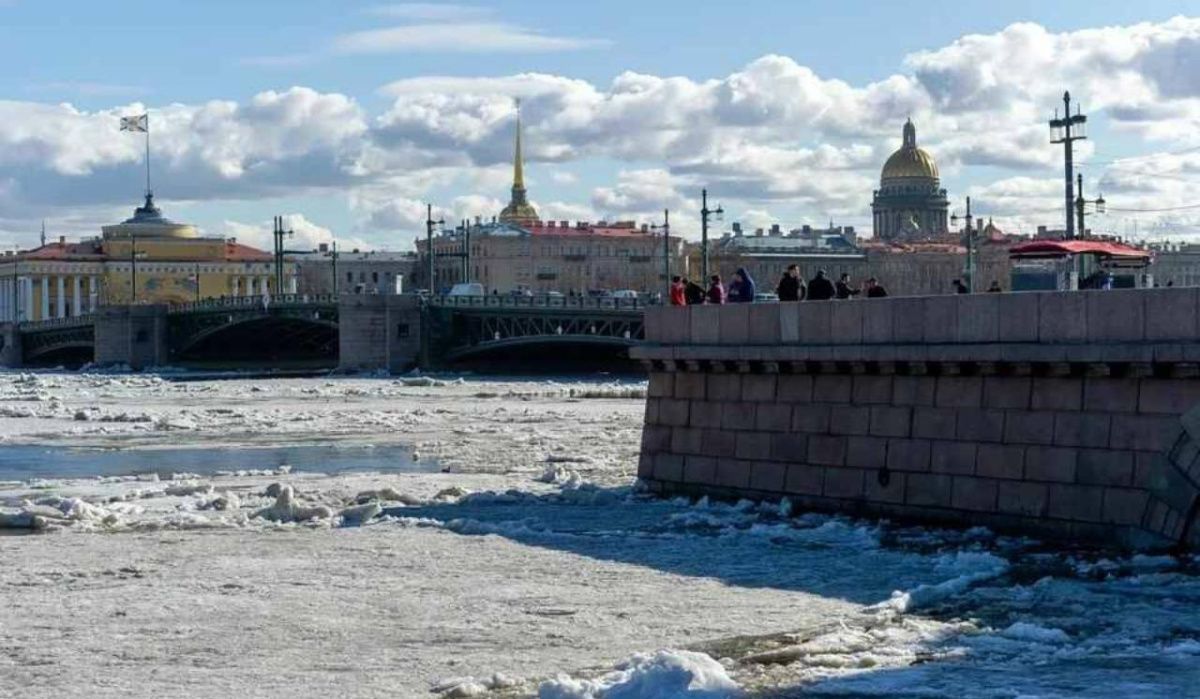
[168,294,338,314]
[17,314,94,331]
[428,294,649,311]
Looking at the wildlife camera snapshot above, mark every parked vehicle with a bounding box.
[754,292,779,302]
[447,283,485,296]
[610,289,639,299]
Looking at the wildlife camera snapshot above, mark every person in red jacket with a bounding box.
[669,276,686,306]
[706,275,726,304]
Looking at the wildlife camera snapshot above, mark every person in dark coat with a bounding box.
[953,279,969,294]
[986,280,1002,293]
[835,272,860,299]
[865,277,888,298]
[727,267,756,303]
[807,269,835,301]
[684,279,706,305]
[776,264,805,301]
[706,275,726,304]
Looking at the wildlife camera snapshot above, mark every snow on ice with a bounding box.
[1,370,1199,698]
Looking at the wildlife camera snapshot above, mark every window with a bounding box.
[346,271,353,282]
[372,272,379,283]
[396,323,410,339]
[134,329,148,344]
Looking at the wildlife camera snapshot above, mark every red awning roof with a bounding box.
[1009,239,1151,259]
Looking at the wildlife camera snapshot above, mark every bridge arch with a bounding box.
[172,314,338,366]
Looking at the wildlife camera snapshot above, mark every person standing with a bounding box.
[953,279,969,294]
[706,274,726,304]
[865,277,888,298]
[807,269,835,301]
[986,280,1002,293]
[776,264,805,301]
[835,273,860,299]
[669,276,686,306]
[727,267,756,303]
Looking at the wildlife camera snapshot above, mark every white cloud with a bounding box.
[11,17,1200,245]
[332,23,607,54]
[213,214,371,252]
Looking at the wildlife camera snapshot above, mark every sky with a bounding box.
[3,0,1200,252]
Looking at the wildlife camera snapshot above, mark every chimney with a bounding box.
[58,235,66,245]
[318,243,329,253]
[754,228,764,237]
[475,216,482,225]
[641,224,649,233]
[561,220,568,228]
[770,224,781,237]
[547,220,556,228]
[732,222,743,236]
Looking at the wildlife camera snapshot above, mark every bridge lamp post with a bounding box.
[950,196,975,293]
[273,216,294,295]
[651,209,670,302]
[700,189,724,281]
[425,204,445,294]
[1074,173,1106,237]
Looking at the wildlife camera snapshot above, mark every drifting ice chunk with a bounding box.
[999,622,1071,644]
[253,485,333,523]
[339,502,381,526]
[539,649,740,698]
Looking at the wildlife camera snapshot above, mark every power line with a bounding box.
[1106,202,1200,213]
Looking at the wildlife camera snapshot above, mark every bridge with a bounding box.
[1,293,646,370]
[632,288,1200,551]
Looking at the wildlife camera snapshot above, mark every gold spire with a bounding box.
[513,98,525,190]
[498,97,539,226]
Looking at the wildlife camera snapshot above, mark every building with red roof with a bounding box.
[0,193,285,322]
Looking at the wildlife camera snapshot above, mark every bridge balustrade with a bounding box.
[428,294,646,311]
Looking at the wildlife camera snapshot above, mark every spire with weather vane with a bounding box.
[498,98,539,227]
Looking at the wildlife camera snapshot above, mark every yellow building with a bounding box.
[0,193,293,322]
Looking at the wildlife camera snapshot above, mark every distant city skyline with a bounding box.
[3,1,1200,250]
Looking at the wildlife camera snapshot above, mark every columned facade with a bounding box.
[871,119,950,242]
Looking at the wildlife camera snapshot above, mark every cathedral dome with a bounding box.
[880,119,939,182]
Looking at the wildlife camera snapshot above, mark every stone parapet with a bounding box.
[635,289,1200,550]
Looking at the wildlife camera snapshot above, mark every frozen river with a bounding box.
[1,370,1198,698]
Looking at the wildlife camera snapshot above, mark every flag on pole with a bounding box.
[120,114,148,132]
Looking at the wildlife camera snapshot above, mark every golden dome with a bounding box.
[881,119,939,182]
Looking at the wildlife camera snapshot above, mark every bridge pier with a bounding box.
[94,305,169,370]
[0,322,20,367]
[338,294,423,374]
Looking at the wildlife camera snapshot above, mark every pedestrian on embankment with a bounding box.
[684,279,706,305]
[777,264,805,301]
[865,277,888,298]
[669,276,686,306]
[807,269,835,301]
[707,275,726,304]
[835,273,860,300]
[727,268,756,303]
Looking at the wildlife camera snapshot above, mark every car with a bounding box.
[447,283,485,296]
[755,292,780,302]
[610,289,639,299]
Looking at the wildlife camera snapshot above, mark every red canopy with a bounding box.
[1009,239,1150,259]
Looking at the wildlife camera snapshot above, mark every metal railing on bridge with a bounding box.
[168,294,338,314]
[427,294,648,311]
[16,314,94,331]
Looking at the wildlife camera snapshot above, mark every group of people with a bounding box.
[668,265,889,306]
[668,267,758,305]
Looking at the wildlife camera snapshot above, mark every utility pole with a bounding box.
[651,209,670,300]
[464,219,472,285]
[699,189,723,281]
[1050,91,1087,239]
[425,203,444,294]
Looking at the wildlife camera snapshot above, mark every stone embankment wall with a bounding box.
[631,289,1200,550]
